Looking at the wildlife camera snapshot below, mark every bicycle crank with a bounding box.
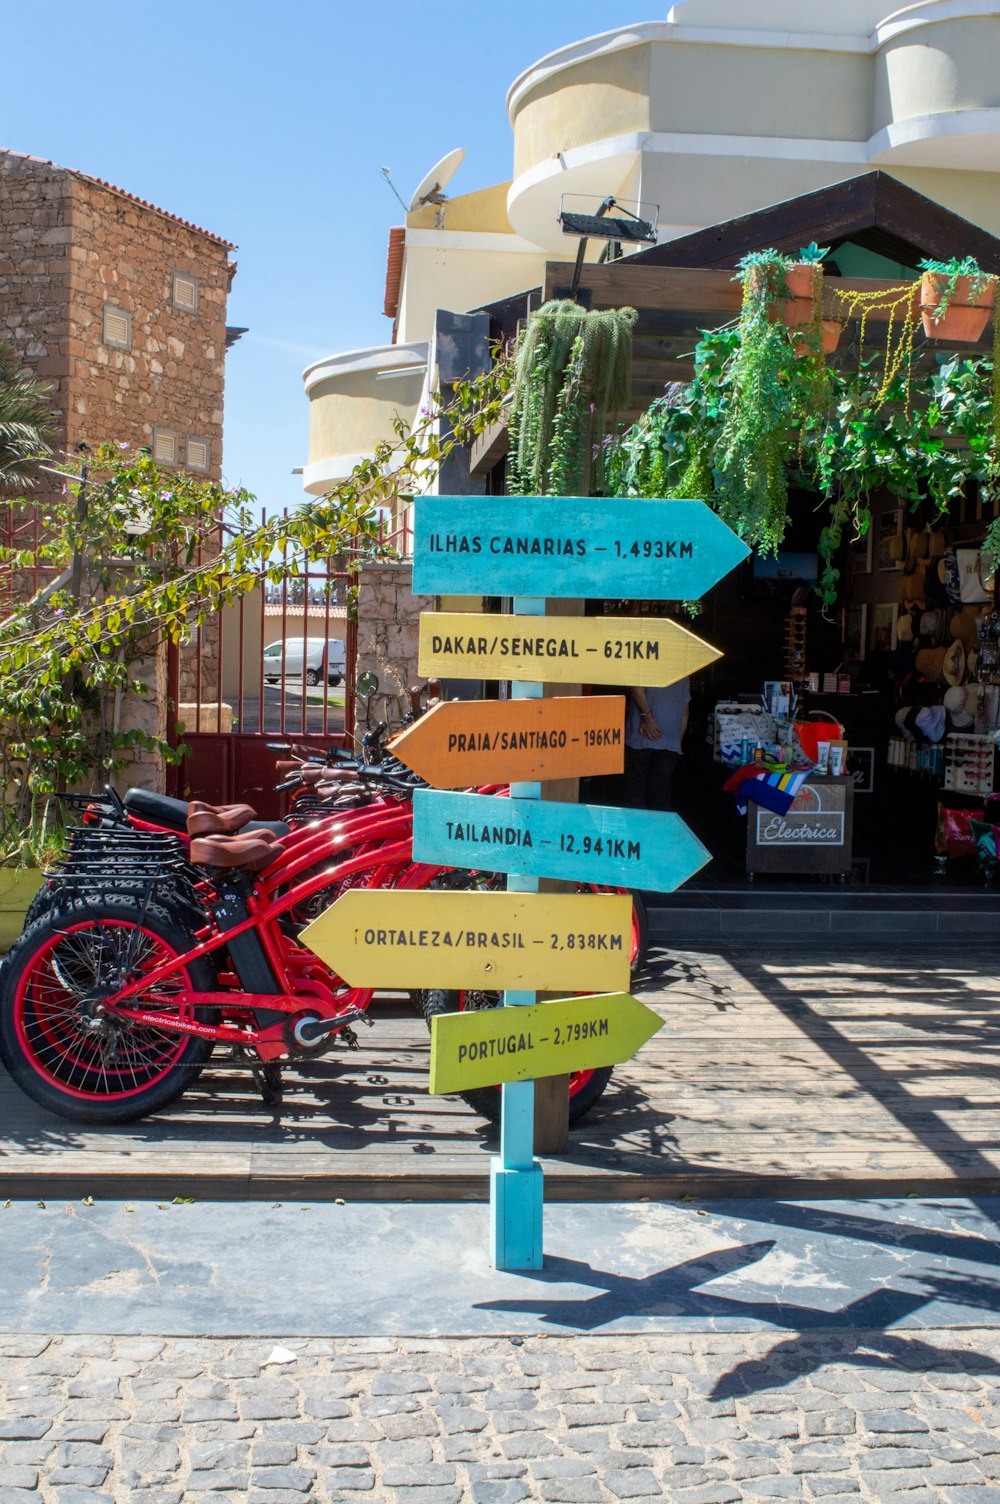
[291,1008,372,1049]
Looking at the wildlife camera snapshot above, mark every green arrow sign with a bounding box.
[428,991,664,1095]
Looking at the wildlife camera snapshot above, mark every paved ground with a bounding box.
[2,1199,1000,1501]
[4,1327,1000,1503]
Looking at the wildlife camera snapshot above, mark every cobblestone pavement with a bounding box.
[3,1329,1000,1503]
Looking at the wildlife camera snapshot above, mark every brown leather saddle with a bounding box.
[189,829,280,872]
[187,799,257,836]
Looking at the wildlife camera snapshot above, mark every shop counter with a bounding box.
[746,773,854,879]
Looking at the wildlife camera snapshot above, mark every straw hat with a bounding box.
[950,604,980,649]
[907,527,931,563]
[915,646,945,681]
[942,638,967,686]
[919,609,944,643]
[897,613,914,643]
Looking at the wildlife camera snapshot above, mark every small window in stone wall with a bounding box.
[152,427,179,466]
[103,304,132,350]
[185,436,210,472]
[172,271,199,314]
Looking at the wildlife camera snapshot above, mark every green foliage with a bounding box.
[0,359,511,861]
[795,242,830,265]
[507,300,637,496]
[0,342,54,491]
[918,256,996,322]
[608,274,1000,608]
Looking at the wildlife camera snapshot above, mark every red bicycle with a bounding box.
[0,771,647,1126]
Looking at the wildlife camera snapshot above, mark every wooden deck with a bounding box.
[3,944,1000,1201]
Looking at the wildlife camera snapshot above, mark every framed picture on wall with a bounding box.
[844,603,867,661]
[851,747,875,795]
[877,508,903,570]
[871,602,898,653]
[848,526,873,577]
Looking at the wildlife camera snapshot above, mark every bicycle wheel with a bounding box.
[0,898,217,1124]
[421,988,612,1125]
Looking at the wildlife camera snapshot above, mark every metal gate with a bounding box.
[166,508,357,818]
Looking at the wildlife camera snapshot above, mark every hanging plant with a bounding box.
[919,256,997,343]
[711,250,834,554]
[506,300,637,496]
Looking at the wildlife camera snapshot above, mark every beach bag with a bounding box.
[793,717,844,765]
[715,709,775,767]
[936,803,985,860]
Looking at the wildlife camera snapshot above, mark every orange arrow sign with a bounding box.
[389,696,625,788]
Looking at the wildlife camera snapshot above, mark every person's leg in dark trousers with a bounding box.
[647,749,681,811]
[622,746,654,808]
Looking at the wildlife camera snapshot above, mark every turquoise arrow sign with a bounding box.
[412,788,711,893]
[412,495,749,601]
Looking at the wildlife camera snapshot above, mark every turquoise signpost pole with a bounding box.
[491,594,544,1272]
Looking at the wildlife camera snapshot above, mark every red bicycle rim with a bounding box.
[12,920,194,1101]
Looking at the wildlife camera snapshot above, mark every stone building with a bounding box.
[0,148,240,783]
[0,148,236,473]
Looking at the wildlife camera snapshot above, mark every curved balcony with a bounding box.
[505,4,1000,253]
[301,343,427,497]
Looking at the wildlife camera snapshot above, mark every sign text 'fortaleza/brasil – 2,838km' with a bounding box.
[300,889,633,993]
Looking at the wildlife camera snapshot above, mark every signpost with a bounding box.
[389,695,626,787]
[413,496,750,600]
[299,888,632,992]
[418,611,721,686]
[412,788,710,892]
[428,992,664,1096]
[304,490,748,1273]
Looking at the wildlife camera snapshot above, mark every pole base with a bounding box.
[490,1158,544,1270]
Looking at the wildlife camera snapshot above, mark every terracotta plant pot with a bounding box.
[920,274,996,343]
[779,263,822,330]
[793,319,842,357]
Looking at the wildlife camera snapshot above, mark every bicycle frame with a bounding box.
[92,827,444,1062]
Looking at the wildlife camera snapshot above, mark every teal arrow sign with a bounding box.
[412,788,711,893]
[412,496,749,601]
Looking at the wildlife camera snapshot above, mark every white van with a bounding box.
[262,637,346,687]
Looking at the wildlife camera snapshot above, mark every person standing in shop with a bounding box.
[622,678,690,811]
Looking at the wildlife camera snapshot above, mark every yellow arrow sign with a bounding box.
[428,992,664,1095]
[418,612,721,687]
[299,890,631,992]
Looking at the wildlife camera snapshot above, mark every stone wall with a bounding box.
[0,150,234,786]
[355,562,429,736]
[0,158,72,442]
[0,151,231,470]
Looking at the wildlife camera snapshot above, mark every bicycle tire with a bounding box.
[0,897,217,1124]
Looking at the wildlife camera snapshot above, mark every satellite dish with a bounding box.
[408,147,465,211]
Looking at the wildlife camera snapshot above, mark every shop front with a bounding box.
[478,172,1000,892]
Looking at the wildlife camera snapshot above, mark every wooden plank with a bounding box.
[417,611,722,686]
[428,992,663,1095]
[389,695,625,788]
[412,788,710,893]
[4,944,1000,1202]
[300,889,632,992]
[412,495,749,601]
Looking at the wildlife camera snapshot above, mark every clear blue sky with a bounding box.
[4,1,652,515]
